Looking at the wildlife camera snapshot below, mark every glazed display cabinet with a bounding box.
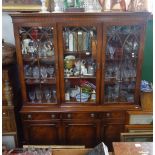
[11,12,150,151]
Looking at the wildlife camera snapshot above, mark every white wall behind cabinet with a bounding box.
[2,12,15,45]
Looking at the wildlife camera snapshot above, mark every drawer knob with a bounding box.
[51,114,56,119]
[27,114,32,119]
[3,112,6,115]
[90,113,95,118]
[67,114,71,118]
[106,113,110,117]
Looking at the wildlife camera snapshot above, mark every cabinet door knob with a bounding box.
[106,113,110,117]
[90,113,95,118]
[51,114,56,119]
[27,114,32,119]
[67,114,71,118]
[3,112,6,115]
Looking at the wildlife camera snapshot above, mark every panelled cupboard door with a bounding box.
[58,23,102,105]
[62,120,100,147]
[101,22,146,105]
[23,121,60,145]
[103,124,125,151]
[14,24,60,105]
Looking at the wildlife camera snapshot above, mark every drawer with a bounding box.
[62,113,98,120]
[22,113,60,120]
[2,109,9,117]
[99,112,125,119]
[103,118,125,124]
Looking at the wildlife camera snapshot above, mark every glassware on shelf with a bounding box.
[44,88,52,103]
[32,66,40,80]
[28,41,35,58]
[47,66,55,77]
[29,89,35,103]
[40,0,49,13]
[24,65,33,78]
[40,66,48,80]
[35,88,42,103]
[84,0,101,12]
[54,0,64,12]
[108,45,115,60]
[52,90,57,101]
[65,90,70,101]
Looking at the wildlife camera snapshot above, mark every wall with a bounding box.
[142,19,153,82]
[2,12,153,82]
[2,12,15,45]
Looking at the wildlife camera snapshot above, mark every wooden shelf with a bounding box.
[64,76,96,79]
[25,77,56,84]
[64,51,92,56]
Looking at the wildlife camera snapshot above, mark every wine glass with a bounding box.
[40,66,48,81]
[33,66,40,81]
[35,88,42,103]
[45,148,52,155]
[52,90,57,102]
[29,89,35,103]
[24,65,32,78]
[109,45,115,59]
[44,88,52,103]
[47,66,54,77]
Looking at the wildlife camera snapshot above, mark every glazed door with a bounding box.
[101,23,145,104]
[15,24,60,105]
[58,23,102,104]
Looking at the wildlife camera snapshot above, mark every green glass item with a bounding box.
[64,0,81,8]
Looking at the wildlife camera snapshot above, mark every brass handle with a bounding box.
[27,114,32,119]
[106,113,110,117]
[51,114,56,119]
[90,113,95,118]
[67,114,71,118]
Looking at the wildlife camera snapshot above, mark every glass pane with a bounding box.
[63,26,97,103]
[20,27,57,104]
[104,25,142,103]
